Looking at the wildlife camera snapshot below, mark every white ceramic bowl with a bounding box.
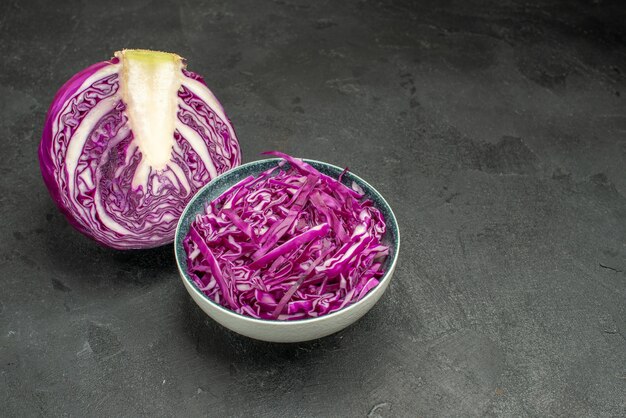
[174,158,400,343]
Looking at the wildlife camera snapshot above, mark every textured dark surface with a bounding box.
[1,0,625,416]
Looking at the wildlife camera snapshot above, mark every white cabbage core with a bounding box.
[115,49,184,187]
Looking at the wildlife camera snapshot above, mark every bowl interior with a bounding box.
[174,158,400,323]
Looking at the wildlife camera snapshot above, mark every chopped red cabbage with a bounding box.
[183,152,389,320]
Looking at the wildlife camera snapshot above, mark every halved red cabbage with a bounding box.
[184,152,389,320]
[39,49,241,249]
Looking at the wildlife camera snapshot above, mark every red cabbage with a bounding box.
[39,49,241,249]
[183,152,389,320]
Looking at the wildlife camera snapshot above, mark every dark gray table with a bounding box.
[2,0,625,416]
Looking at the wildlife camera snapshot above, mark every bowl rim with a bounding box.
[174,157,400,326]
